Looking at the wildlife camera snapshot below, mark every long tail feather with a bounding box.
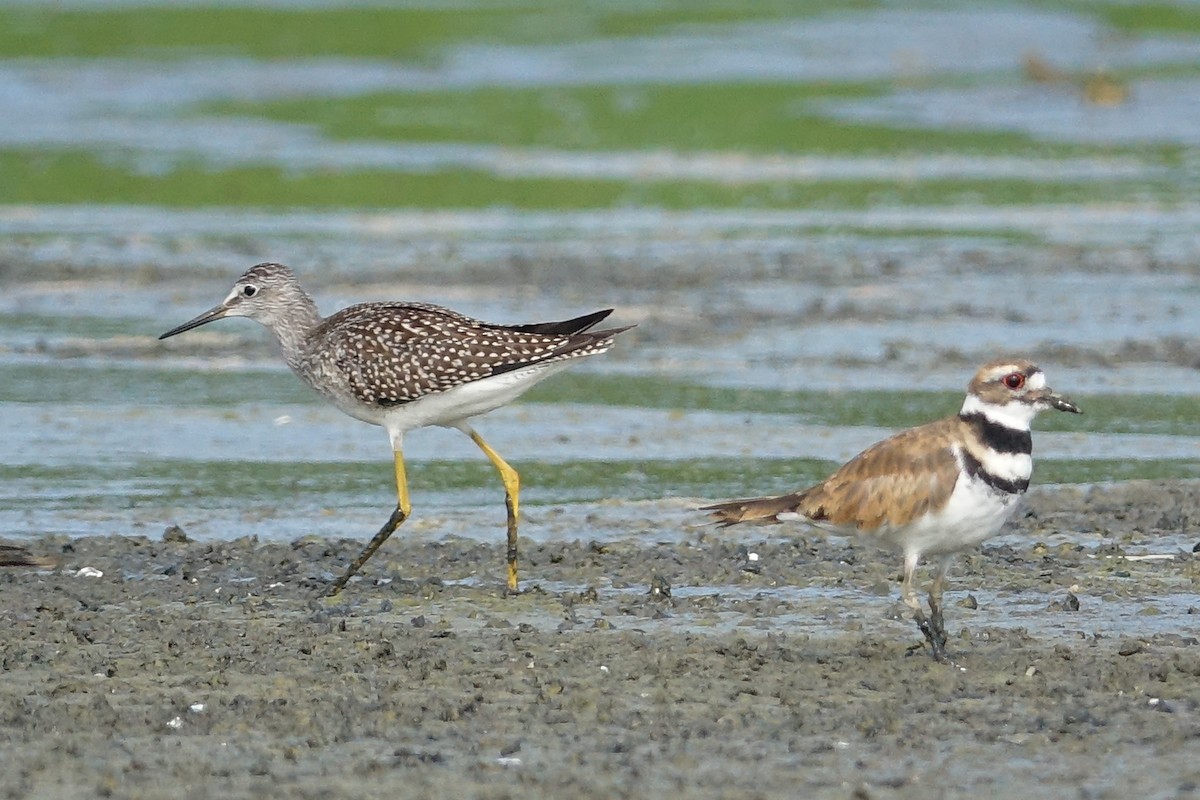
[701,494,803,527]
[0,545,54,568]
[508,309,613,336]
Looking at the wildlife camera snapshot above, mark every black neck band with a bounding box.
[960,411,1032,456]
[960,450,1029,495]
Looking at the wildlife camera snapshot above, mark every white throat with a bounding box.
[960,393,1037,429]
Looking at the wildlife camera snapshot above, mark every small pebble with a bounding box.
[1049,592,1080,612]
[162,525,190,544]
[1118,640,1144,656]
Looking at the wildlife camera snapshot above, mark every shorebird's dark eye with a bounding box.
[1003,372,1025,390]
[242,285,258,298]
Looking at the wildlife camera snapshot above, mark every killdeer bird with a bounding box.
[160,263,631,596]
[704,358,1081,662]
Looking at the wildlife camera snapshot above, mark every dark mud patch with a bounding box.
[2,481,1200,798]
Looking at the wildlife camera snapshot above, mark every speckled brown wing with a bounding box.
[706,417,965,530]
[313,302,622,407]
[794,417,963,530]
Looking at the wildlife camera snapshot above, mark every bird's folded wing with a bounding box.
[320,303,601,406]
[795,420,963,530]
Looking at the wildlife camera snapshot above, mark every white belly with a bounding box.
[379,359,577,433]
[896,473,1022,558]
[789,473,1023,560]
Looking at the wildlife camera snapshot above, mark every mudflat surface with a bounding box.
[2,481,1199,800]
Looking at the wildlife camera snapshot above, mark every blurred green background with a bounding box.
[1,0,1194,211]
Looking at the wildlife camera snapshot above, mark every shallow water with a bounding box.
[3,6,1199,611]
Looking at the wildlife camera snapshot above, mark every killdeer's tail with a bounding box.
[0,545,54,568]
[702,494,802,527]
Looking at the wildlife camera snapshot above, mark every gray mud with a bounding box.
[2,481,1199,799]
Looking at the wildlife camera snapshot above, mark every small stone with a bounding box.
[868,581,891,597]
[162,525,190,544]
[739,547,762,574]
[1061,707,1097,726]
[1050,592,1080,612]
[1118,639,1144,656]
[1148,698,1175,713]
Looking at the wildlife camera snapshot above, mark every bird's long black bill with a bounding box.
[1049,392,1082,414]
[159,305,227,339]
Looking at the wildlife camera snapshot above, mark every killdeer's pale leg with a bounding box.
[159,262,631,597]
[900,550,948,660]
[926,556,956,659]
[705,358,1081,662]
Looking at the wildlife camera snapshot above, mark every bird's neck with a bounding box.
[269,292,324,369]
[958,393,1036,431]
[957,394,1035,495]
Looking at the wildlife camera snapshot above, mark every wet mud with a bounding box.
[2,481,1199,799]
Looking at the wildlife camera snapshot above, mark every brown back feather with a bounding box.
[794,417,962,529]
[706,416,965,530]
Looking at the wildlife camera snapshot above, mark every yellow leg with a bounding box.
[326,448,411,597]
[464,427,520,593]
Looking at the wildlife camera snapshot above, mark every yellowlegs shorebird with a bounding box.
[159,262,631,596]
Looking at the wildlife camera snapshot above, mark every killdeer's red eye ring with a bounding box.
[1003,372,1025,390]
